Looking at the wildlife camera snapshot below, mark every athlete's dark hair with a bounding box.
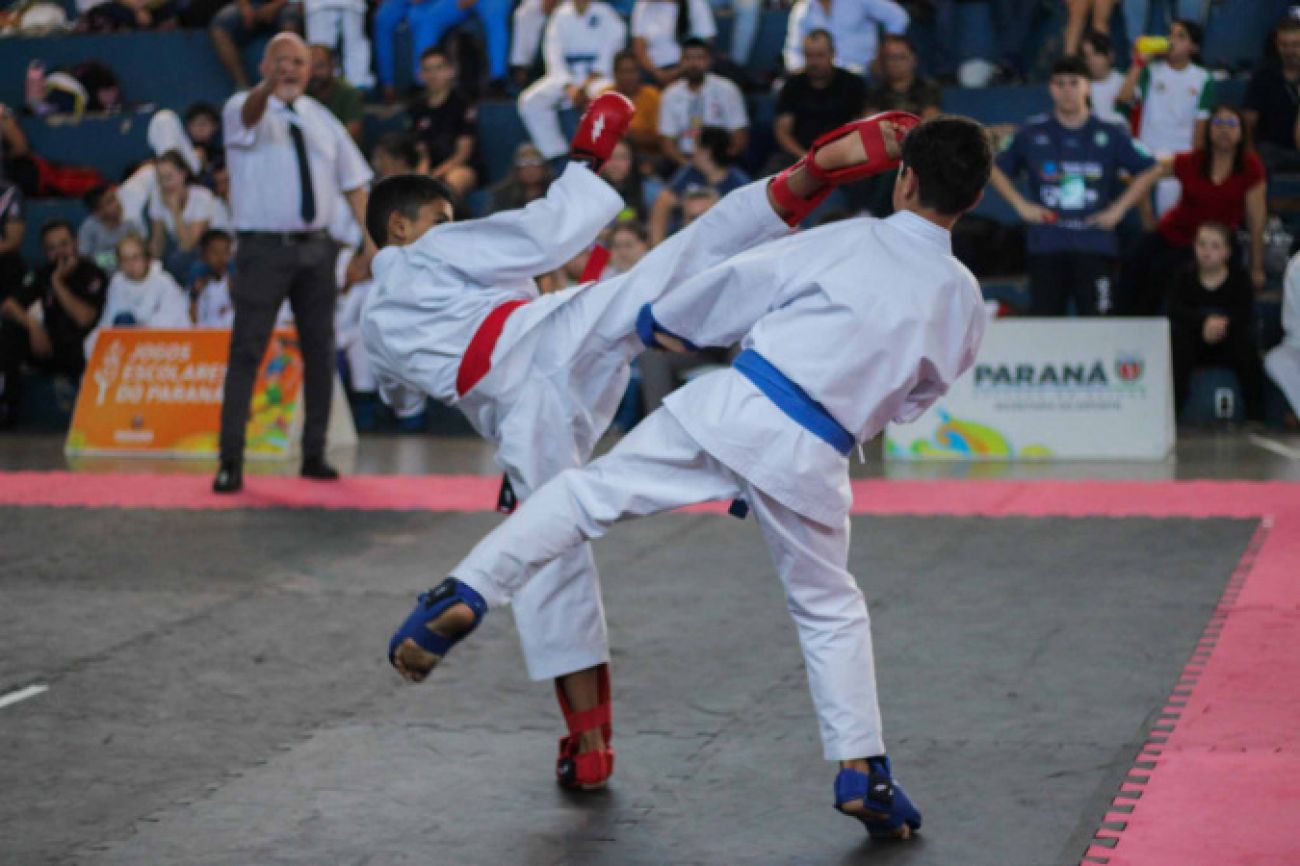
[366,173,456,247]
[899,115,993,216]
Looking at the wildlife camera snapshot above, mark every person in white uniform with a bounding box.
[517,0,627,161]
[84,234,191,357]
[1265,250,1300,425]
[371,99,913,792]
[388,114,989,840]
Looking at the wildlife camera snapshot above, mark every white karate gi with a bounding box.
[85,261,193,356]
[517,0,627,159]
[1265,251,1300,418]
[511,0,549,69]
[362,164,788,679]
[305,0,375,89]
[335,246,375,393]
[450,210,987,759]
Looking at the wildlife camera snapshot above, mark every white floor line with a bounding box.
[1248,434,1300,461]
[0,684,48,710]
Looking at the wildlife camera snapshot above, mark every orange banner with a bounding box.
[66,328,305,456]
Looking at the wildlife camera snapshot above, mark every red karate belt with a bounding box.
[455,300,529,397]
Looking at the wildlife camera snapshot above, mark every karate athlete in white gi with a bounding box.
[387,115,992,838]
[369,95,910,790]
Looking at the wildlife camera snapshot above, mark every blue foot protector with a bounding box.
[387,578,488,669]
[834,756,923,840]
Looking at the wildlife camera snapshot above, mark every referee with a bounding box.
[214,33,373,493]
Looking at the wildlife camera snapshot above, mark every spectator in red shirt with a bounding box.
[1122,104,1268,315]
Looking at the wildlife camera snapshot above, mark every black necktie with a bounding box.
[285,103,316,224]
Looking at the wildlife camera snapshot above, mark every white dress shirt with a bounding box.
[222,92,372,232]
[658,73,748,154]
[631,0,717,68]
[651,210,986,527]
[783,0,909,73]
[542,1,627,85]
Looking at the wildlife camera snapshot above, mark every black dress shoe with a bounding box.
[212,459,243,493]
[300,456,340,481]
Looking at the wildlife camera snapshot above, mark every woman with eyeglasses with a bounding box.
[1121,104,1267,316]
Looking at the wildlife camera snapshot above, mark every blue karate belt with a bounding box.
[732,349,854,457]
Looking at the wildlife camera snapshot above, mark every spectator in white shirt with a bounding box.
[783,0,908,75]
[657,37,748,168]
[1082,31,1125,125]
[147,150,215,269]
[84,234,191,357]
[631,0,717,86]
[517,0,627,160]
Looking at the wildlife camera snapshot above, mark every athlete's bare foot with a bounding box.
[391,601,477,682]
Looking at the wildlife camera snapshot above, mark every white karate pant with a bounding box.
[1265,343,1300,418]
[475,179,789,680]
[454,405,885,761]
[306,6,375,89]
[517,74,613,159]
[510,0,547,68]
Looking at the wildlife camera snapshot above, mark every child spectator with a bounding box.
[1119,19,1213,216]
[78,184,144,273]
[84,234,191,356]
[631,0,717,86]
[1168,222,1264,420]
[147,150,215,278]
[1082,31,1126,125]
[657,38,748,169]
[1122,104,1268,314]
[304,0,373,89]
[517,0,626,161]
[192,229,236,327]
[648,126,748,245]
[408,48,481,199]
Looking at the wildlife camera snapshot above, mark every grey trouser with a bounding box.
[219,232,338,461]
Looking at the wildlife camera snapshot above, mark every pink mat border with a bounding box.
[2,472,1298,864]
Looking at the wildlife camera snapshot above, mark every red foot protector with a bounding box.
[571,92,635,171]
[768,111,920,227]
[555,662,615,790]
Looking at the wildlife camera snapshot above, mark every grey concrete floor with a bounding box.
[0,504,1255,866]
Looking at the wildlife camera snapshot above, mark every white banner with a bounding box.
[885,318,1174,461]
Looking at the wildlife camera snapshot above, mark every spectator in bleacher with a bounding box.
[1063,0,1114,59]
[183,102,224,179]
[599,139,648,220]
[510,0,557,89]
[1264,249,1300,427]
[864,34,939,118]
[192,229,236,326]
[769,30,865,173]
[1122,104,1267,314]
[604,220,649,276]
[210,0,304,90]
[605,51,663,156]
[408,48,481,199]
[78,185,144,273]
[631,0,717,86]
[79,0,179,31]
[1118,18,1212,217]
[1082,32,1126,125]
[147,150,215,276]
[489,142,554,213]
[1168,221,1264,420]
[214,33,373,493]
[374,0,512,102]
[84,234,191,356]
[657,38,748,170]
[307,44,365,146]
[782,0,907,75]
[0,219,106,427]
[372,131,420,178]
[648,125,747,244]
[517,0,627,161]
[989,56,1163,316]
[1244,18,1300,175]
[304,0,373,89]
[0,179,24,296]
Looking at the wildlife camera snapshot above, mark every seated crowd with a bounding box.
[0,0,1298,429]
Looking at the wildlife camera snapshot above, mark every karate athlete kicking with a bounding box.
[365,90,917,791]
[386,115,992,838]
